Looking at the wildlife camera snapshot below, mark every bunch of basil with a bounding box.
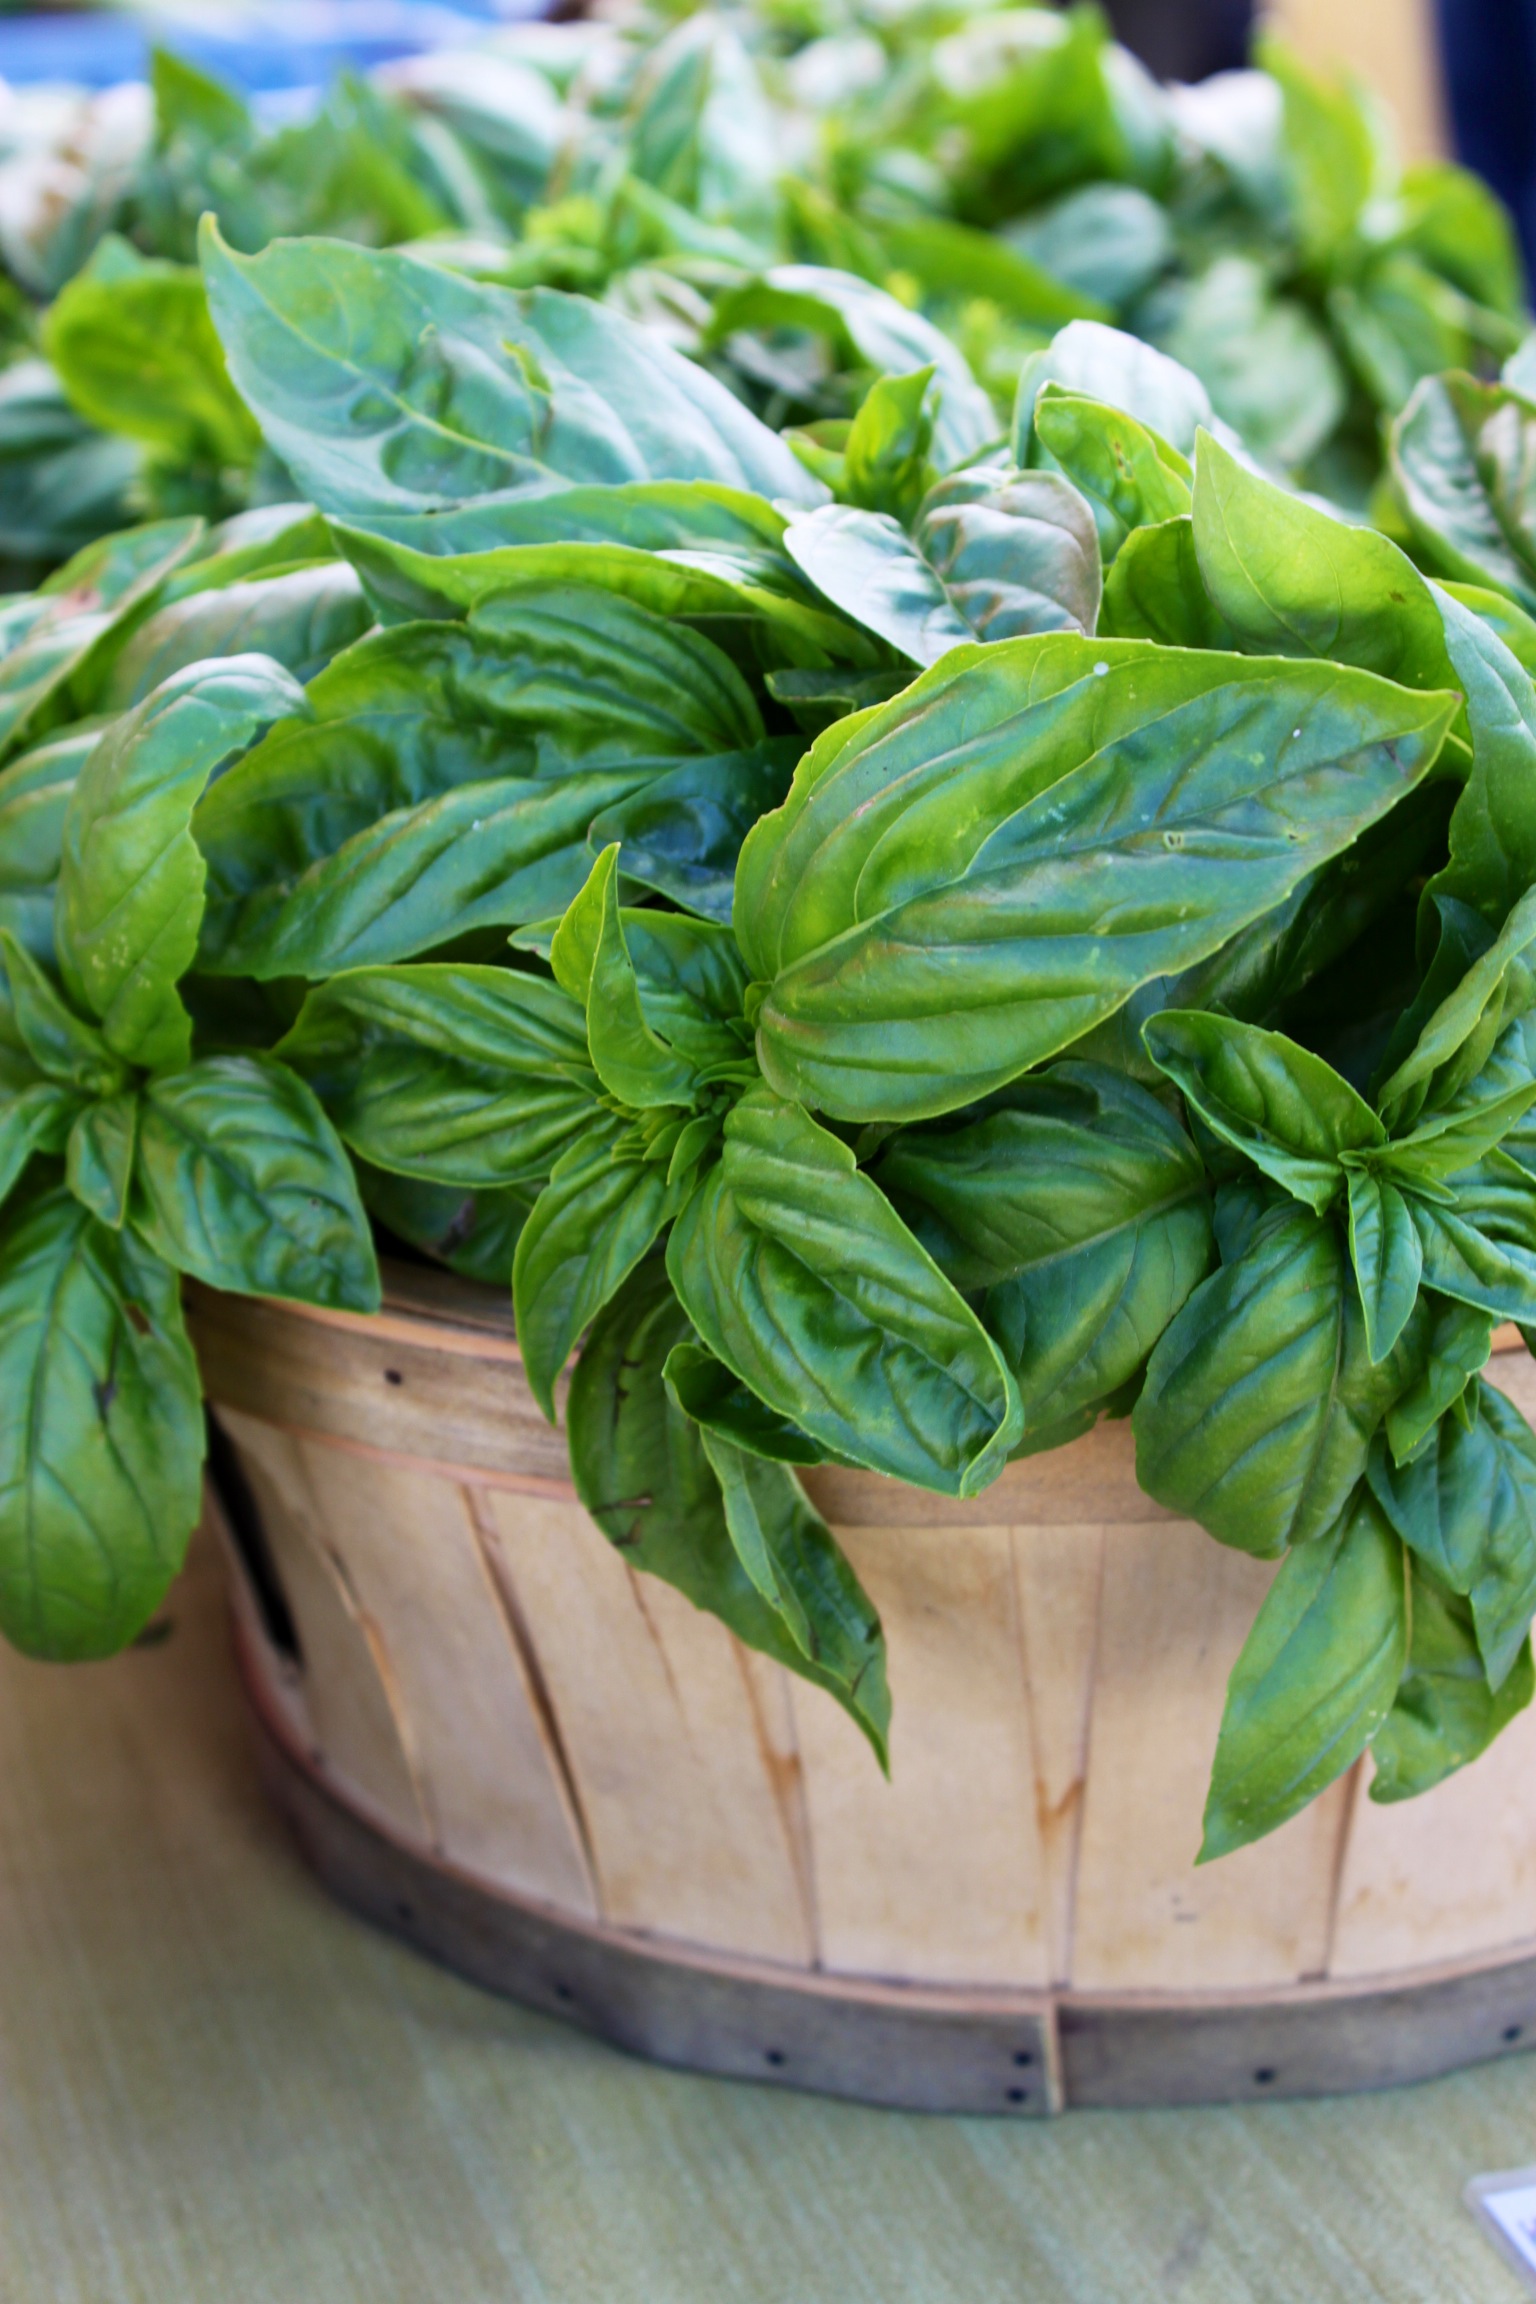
[5,217,1536,1863]
[0,7,1523,584]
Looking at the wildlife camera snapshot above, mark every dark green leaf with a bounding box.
[277,963,596,1187]
[1369,1555,1534,1802]
[1098,515,1234,647]
[355,1160,531,1286]
[103,564,373,708]
[667,1086,1021,1496]
[66,1092,137,1228]
[1345,1170,1423,1364]
[0,1182,204,1658]
[0,930,126,1097]
[1368,1376,1536,1685]
[586,738,800,924]
[1143,1011,1380,1212]
[662,1336,825,1465]
[1135,1189,1416,1557]
[1390,374,1536,614]
[1385,1295,1493,1464]
[566,1259,889,1761]
[739,635,1456,1123]
[877,1060,1211,1432]
[130,1053,379,1310]
[57,655,308,1071]
[0,1080,77,1207]
[1200,1487,1406,1860]
[514,1115,687,1418]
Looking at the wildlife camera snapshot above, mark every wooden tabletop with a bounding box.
[0,1525,1530,2304]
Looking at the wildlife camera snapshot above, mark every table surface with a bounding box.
[3,1530,1535,2304]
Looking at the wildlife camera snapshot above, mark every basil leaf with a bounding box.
[514,1115,688,1418]
[103,563,373,708]
[1014,319,1212,463]
[1409,1196,1536,1332]
[0,517,205,762]
[1369,1556,1534,1803]
[667,1086,1022,1496]
[0,1079,77,1207]
[278,964,595,1187]
[586,738,800,925]
[841,366,935,526]
[1264,36,1377,266]
[740,636,1457,1123]
[662,1336,826,1465]
[1192,430,1459,693]
[0,929,126,1097]
[1345,1170,1423,1364]
[698,1422,886,1714]
[57,654,309,1071]
[558,845,702,1109]
[783,504,972,667]
[1390,374,1536,613]
[1032,384,1191,559]
[0,1182,204,1658]
[1135,1189,1414,1557]
[876,1060,1212,1432]
[44,252,260,474]
[0,722,104,963]
[1143,1010,1382,1212]
[566,1259,889,1762]
[914,466,1102,641]
[1200,1488,1407,1861]
[66,1091,138,1228]
[355,1161,532,1287]
[1368,1377,1536,1686]
[202,223,819,514]
[1154,256,1347,473]
[1384,1295,1494,1465]
[1375,882,1536,1132]
[1098,514,1235,648]
[1425,585,1536,927]
[130,1053,379,1310]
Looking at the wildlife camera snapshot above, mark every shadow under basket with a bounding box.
[188,1265,1536,2117]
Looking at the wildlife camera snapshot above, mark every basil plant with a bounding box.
[7,224,1536,1868]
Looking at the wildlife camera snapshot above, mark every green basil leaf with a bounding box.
[1098,514,1235,647]
[1376,883,1536,1132]
[0,1079,77,1207]
[876,1060,1212,1432]
[551,859,749,1071]
[1002,183,1170,315]
[130,1053,379,1310]
[1264,35,1377,265]
[1014,319,1212,463]
[1200,1487,1406,1861]
[1153,256,1347,473]
[0,517,205,762]
[1345,1169,1423,1364]
[913,465,1102,641]
[566,1258,889,1762]
[1192,430,1459,692]
[44,253,260,471]
[1410,1196,1536,1331]
[66,1091,138,1228]
[1032,384,1191,559]
[1390,374,1536,613]
[1134,1188,1415,1557]
[355,1160,532,1287]
[1368,1377,1536,1686]
[1369,1555,1534,1803]
[1143,1010,1381,1212]
[1385,1294,1494,1464]
[1383,1077,1536,1188]
[57,654,309,1071]
[586,737,800,925]
[277,963,596,1187]
[1329,249,1497,421]
[882,211,1111,328]
[513,1116,687,1418]
[0,930,126,1097]
[103,564,373,708]
[0,1181,204,1658]
[667,1086,1022,1496]
[740,635,1456,1123]
[662,1336,826,1465]
[561,845,701,1109]
[202,223,820,514]
[0,723,103,956]
[708,264,996,471]
[783,504,973,667]
[1425,585,1536,927]
[841,366,935,526]
[1437,578,1536,678]
[698,1421,886,1711]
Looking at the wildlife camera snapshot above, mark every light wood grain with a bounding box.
[282,1443,597,1915]
[215,1409,428,1843]
[793,1522,1050,1988]
[478,1492,816,1964]
[1070,1520,1351,1992]
[1012,1525,1106,1986]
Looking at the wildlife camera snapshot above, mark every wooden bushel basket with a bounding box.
[188,1266,1536,2116]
